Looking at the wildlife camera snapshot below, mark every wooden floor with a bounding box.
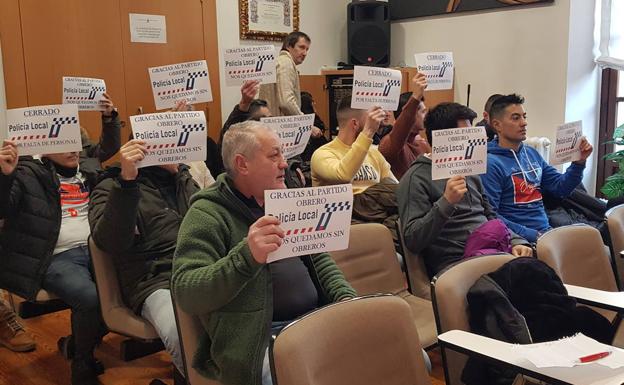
[0,307,446,385]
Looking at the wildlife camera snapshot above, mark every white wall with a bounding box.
[0,40,6,141]
[564,0,600,193]
[215,0,351,122]
[392,2,571,143]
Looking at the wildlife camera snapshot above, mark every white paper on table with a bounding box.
[129,111,207,168]
[6,104,81,156]
[148,60,212,111]
[414,52,454,91]
[264,184,353,262]
[351,66,402,111]
[261,114,315,159]
[430,126,487,180]
[62,77,107,111]
[129,13,166,44]
[224,45,276,87]
[552,120,583,165]
[514,333,624,369]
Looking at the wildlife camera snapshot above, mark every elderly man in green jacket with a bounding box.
[172,120,356,385]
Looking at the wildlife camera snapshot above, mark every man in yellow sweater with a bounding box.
[311,95,397,194]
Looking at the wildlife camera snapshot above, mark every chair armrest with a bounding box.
[564,284,624,313]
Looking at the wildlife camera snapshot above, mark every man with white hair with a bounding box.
[172,120,356,385]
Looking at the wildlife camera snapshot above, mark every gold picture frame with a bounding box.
[239,0,300,41]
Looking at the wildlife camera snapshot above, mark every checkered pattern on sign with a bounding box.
[182,124,206,131]
[257,54,274,61]
[188,71,208,79]
[468,138,487,146]
[324,201,352,212]
[386,79,401,87]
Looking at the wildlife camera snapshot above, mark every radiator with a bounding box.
[524,136,551,163]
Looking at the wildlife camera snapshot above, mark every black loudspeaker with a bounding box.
[348,0,391,67]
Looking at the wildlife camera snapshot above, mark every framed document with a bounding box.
[239,0,300,41]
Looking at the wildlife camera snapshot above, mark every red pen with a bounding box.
[577,351,611,363]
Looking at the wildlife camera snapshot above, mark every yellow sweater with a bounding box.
[311,134,396,194]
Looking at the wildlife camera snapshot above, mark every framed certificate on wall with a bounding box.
[239,0,300,41]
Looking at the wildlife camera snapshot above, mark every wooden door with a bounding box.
[119,0,222,139]
[2,0,128,142]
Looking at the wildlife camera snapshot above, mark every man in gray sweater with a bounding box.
[397,102,532,278]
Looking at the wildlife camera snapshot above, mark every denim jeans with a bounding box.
[141,289,184,374]
[261,320,290,385]
[42,245,105,360]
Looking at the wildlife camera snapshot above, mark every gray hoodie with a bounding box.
[397,155,528,277]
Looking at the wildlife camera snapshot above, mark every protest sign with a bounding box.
[431,126,487,180]
[148,60,212,110]
[261,114,315,159]
[6,104,81,156]
[62,77,107,111]
[130,111,207,168]
[351,66,402,111]
[414,52,454,91]
[265,184,353,262]
[224,45,276,86]
[552,120,583,165]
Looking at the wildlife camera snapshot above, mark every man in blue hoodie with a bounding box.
[482,94,593,243]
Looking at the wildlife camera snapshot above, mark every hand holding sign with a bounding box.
[239,80,261,111]
[576,137,593,163]
[363,106,386,138]
[444,175,467,204]
[100,93,115,117]
[411,73,428,101]
[119,139,147,181]
[248,215,285,264]
[0,140,18,176]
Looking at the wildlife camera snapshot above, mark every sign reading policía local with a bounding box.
[224,45,276,86]
[351,66,402,111]
[552,120,583,165]
[265,184,354,263]
[148,60,212,110]
[130,111,207,168]
[261,114,315,159]
[431,126,487,180]
[62,77,107,111]
[6,104,81,156]
[414,52,454,91]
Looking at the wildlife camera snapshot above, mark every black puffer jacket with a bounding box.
[89,165,199,313]
[462,257,615,385]
[0,157,100,300]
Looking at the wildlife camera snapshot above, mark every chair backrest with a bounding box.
[606,204,624,286]
[536,224,618,292]
[88,237,159,340]
[397,218,432,300]
[171,293,221,385]
[271,295,431,385]
[431,254,516,385]
[330,223,406,295]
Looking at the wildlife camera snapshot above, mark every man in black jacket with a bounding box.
[89,138,200,381]
[0,97,120,385]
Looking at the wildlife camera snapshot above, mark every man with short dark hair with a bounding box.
[483,93,593,242]
[398,102,532,278]
[172,121,356,385]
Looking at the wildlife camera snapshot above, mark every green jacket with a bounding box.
[172,174,356,385]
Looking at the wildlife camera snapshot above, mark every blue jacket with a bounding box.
[482,139,584,242]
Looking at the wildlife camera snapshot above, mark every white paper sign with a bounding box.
[6,104,81,156]
[431,127,487,180]
[130,111,207,168]
[62,77,107,111]
[148,60,212,110]
[265,184,354,262]
[552,120,583,165]
[129,13,166,44]
[261,114,315,159]
[414,52,454,91]
[224,45,276,87]
[351,66,402,111]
